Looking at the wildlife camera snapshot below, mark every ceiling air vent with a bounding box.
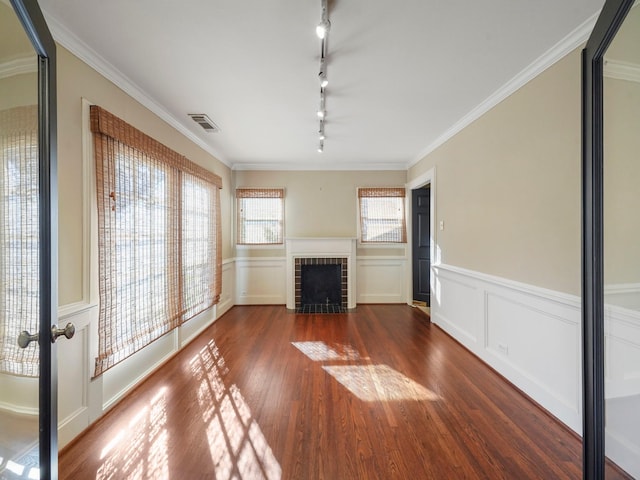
[188,113,220,133]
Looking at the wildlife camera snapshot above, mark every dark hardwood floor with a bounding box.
[59,305,631,479]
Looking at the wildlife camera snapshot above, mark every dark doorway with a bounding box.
[412,187,430,306]
[301,264,342,307]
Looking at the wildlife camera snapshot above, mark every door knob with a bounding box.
[17,330,38,349]
[51,322,75,342]
[17,322,75,349]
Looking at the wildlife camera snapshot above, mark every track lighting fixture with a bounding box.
[314,0,331,152]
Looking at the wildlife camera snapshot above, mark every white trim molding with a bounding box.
[604,59,640,83]
[0,56,36,79]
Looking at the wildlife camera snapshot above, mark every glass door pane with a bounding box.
[0,2,40,479]
[603,3,640,478]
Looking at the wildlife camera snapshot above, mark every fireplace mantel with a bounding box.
[285,237,356,310]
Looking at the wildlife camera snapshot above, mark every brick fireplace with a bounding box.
[295,257,348,312]
[285,238,357,311]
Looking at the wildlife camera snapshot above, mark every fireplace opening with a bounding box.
[301,264,341,305]
[295,257,348,314]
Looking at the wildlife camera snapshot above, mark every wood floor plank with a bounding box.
[59,305,632,479]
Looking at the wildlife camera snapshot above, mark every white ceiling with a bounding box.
[38,0,605,171]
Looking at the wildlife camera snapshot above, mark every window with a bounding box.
[358,187,407,243]
[236,188,284,245]
[0,106,39,377]
[91,105,222,376]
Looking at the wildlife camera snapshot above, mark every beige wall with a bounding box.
[233,170,407,256]
[0,73,36,109]
[604,77,640,287]
[57,46,233,306]
[409,47,583,296]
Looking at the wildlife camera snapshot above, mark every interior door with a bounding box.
[412,186,430,306]
[0,1,60,479]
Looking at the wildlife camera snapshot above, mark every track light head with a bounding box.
[317,91,325,118]
[319,57,328,87]
[316,18,331,39]
[318,140,324,153]
[319,72,328,88]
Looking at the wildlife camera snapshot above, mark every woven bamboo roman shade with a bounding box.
[91,105,222,376]
[358,187,407,243]
[0,106,39,377]
[236,188,284,245]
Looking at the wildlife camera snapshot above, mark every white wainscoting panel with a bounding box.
[57,303,97,447]
[605,305,640,398]
[180,308,218,346]
[235,258,286,305]
[485,292,580,421]
[605,303,640,480]
[0,375,38,414]
[218,259,235,317]
[605,283,640,311]
[433,271,482,345]
[432,262,640,480]
[356,257,407,303]
[431,264,582,433]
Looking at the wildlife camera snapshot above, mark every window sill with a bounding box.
[236,244,285,250]
[357,242,407,248]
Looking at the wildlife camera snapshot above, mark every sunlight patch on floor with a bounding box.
[190,340,282,480]
[322,364,441,402]
[6,459,24,476]
[291,341,361,362]
[96,386,169,479]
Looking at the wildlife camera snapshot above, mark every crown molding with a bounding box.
[232,161,405,171]
[0,56,36,79]
[407,10,601,169]
[604,59,640,83]
[40,9,231,169]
